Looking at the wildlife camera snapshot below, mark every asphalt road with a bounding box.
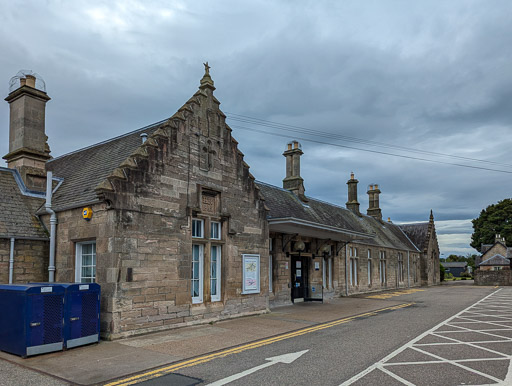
[143,284,498,385]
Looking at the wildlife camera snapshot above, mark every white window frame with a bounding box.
[192,218,204,238]
[242,254,260,294]
[192,244,204,303]
[210,245,221,302]
[75,241,96,283]
[210,221,221,240]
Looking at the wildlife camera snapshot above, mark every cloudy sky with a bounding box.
[2,0,512,257]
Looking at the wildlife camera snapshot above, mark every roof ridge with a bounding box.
[255,180,350,211]
[47,118,168,163]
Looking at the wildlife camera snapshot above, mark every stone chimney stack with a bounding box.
[346,172,360,215]
[283,140,307,202]
[3,72,51,191]
[367,184,382,220]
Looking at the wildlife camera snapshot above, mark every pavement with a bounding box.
[0,281,491,386]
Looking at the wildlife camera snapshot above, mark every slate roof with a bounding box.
[481,244,493,254]
[0,168,48,239]
[479,254,510,266]
[256,181,419,252]
[399,223,429,251]
[45,121,164,212]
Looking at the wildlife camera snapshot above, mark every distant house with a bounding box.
[477,235,512,271]
[441,262,468,277]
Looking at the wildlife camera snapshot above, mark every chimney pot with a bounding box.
[20,78,26,87]
[25,75,36,88]
[293,141,298,149]
[287,143,292,150]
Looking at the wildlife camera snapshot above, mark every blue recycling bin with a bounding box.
[0,284,65,357]
[31,282,101,348]
[61,283,100,348]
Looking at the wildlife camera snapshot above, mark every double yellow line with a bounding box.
[105,302,414,386]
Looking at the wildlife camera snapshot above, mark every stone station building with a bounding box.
[1,67,440,339]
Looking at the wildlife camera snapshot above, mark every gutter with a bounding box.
[45,171,57,282]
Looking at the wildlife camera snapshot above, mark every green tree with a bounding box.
[440,264,446,282]
[446,254,461,262]
[471,199,512,252]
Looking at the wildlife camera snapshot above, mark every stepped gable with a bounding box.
[0,168,48,239]
[47,65,258,212]
[257,181,418,251]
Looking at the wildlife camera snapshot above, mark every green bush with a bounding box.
[440,264,446,281]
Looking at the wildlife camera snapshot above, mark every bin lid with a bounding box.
[29,282,101,292]
[0,283,65,294]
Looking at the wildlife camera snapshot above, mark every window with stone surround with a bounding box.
[191,215,223,303]
[192,244,204,303]
[192,219,204,238]
[379,250,387,285]
[398,252,404,283]
[349,246,358,286]
[211,221,221,240]
[210,245,221,301]
[75,241,96,283]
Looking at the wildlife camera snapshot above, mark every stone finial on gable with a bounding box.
[199,62,215,91]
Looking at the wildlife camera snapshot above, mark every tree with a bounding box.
[440,264,446,282]
[471,199,512,252]
[446,254,461,262]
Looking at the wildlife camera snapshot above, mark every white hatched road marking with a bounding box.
[341,289,512,386]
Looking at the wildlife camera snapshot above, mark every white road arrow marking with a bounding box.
[206,350,309,386]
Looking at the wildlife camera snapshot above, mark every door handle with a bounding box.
[70,317,80,322]
[30,322,41,327]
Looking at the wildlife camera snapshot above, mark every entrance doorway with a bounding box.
[291,255,309,302]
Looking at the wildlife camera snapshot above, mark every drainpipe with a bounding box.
[45,171,57,282]
[407,251,410,288]
[345,244,349,296]
[9,238,15,284]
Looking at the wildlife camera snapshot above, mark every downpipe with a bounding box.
[45,171,57,282]
[9,237,15,284]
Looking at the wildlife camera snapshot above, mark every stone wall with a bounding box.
[0,238,48,283]
[475,270,512,286]
[268,235,421,306]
